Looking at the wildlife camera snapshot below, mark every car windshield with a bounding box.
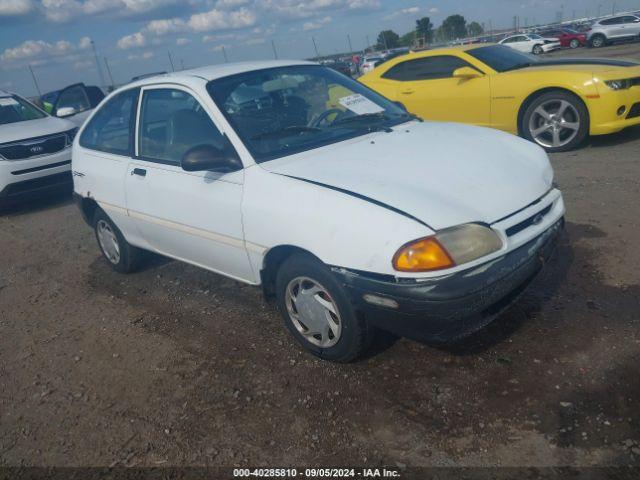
[467,45,540,72]
[207,65,412,162]
[0,95,47,125]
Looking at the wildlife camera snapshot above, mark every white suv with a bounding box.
[72,61,565,362]
[588,14,640,47]
[0,90,77,208]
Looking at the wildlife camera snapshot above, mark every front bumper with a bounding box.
[0,149,73,207]
[589,87,640,135]
[334,219,564,343]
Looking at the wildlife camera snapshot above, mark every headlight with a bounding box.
[604,79,632,90]
[392,224,503,272]
[65,127,79,146]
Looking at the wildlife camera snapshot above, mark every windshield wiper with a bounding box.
[250,125,321,141]
[329,113,393,133]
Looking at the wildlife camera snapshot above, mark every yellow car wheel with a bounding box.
[521,91,589,153]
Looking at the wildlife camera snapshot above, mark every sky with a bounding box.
[1,0,639,97]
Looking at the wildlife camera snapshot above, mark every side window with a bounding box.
[79,88,138,156]
[600,17,622,25]
[55,85,91,115]
[382,56,475,81]
[138,88,224,165]
[622,16,639,23]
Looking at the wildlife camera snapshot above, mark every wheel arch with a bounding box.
[517,87,590,136]
[259,244,323,300]
[78,196,100,226]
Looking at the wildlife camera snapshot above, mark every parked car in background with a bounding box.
[359,44,640,152]
[72,60,564,362]
[0,90,77,208]
[499,34,561,54]
[360,55,384,74]
[587,14,640,47]
[538,28,587,48]
[327,61,353,77]
[48,83,105,126]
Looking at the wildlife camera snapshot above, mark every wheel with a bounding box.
[532,44,543,55]
[275,253,374,362]
[569,38,580,49]
[93,209,142,273]
[521,91,589,152]
[589,34,606,48]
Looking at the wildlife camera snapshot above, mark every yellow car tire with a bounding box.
[521,90,589,153]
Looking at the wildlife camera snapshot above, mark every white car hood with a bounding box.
[261,121,554,230]
[0,116,75,144]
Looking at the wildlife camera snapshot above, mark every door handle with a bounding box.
[400,89,415,95]
[132,168,147,177]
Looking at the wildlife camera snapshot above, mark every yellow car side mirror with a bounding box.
[453,67,483,79]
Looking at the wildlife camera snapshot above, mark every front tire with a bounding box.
[532,44,543,55]
[569,39,580,49]
[521,91,589,153]
[93,209,142,273]
[275,253,373,362]
[589,34,606,48]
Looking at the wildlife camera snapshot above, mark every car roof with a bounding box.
[0,89,11,98]
[128,60,316,88]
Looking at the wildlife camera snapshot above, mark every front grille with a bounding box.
[506,204,553,237]
[0,133,68,160]
[627,102,640,120]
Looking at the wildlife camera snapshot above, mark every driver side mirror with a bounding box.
[181,143,242,173]
[56,106,77,118]
[453,67,483,79]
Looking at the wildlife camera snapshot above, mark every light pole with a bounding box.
[28,65,42,97]
[312,37,320,60]
[347,34,353,53]
[103,57,115,89]
[271,39,278,59]
[91,40,106,88]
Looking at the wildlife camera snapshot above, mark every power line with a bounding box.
[167,51,175,71]
[103,57,115,89]
[90,40,106,88]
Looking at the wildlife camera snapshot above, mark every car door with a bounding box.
[54,83,105,126]
[383,55,491,126]
[74,87,143,245]
[125,85,254,283]
[603,17,626,38]
[621,16,640,37]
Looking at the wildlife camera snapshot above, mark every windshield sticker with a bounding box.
[0,98,19,107]
[338,94,384,116]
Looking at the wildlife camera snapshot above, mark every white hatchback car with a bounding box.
[499,34,562,55]
[1,90,77,208]
[72,61,565,362]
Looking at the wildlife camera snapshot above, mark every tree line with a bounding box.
[375,15,484,50]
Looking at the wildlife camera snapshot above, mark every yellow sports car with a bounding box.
[359,44,640,152]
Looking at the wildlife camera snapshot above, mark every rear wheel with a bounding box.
[275,253,373,362]
[93,209,142,273]
[532,44,544,55]
[521,91,589,152]
[589,34,606,48]
[569,39,580,49]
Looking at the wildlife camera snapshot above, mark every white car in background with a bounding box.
[0,90,77,208]
[360,56,384,74]
[587,14,640,48]
[72,61,564,362]
[499,34,562,54]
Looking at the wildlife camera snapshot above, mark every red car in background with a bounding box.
[538,28,587,48]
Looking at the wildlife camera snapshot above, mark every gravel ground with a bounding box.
[1,43,639,471]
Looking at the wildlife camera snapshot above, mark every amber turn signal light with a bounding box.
[392,237,455,272]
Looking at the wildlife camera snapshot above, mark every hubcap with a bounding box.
[96,220,121,264]
[593,37,603,47]
[285,277,342,348]
[528,99,580,148]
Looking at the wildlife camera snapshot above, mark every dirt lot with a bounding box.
[1,43,640,472]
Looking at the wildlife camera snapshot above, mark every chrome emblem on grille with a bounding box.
[532,213,545,225]
[30,145,44,154]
